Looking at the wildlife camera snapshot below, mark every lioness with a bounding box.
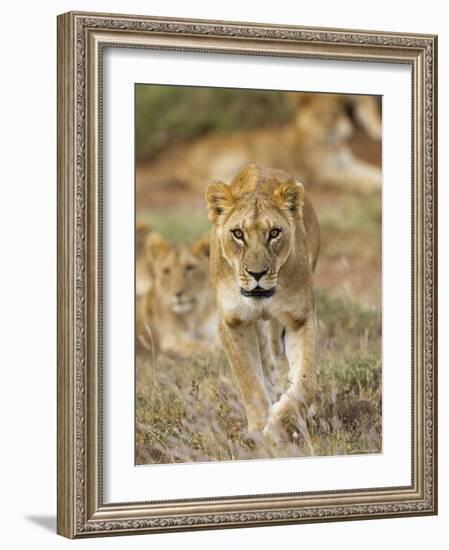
[138,232,219,356]
[206,164,320,440]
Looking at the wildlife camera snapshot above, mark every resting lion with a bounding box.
[206,164,320,440]
[137,93,381,203]
[138,232,219,356]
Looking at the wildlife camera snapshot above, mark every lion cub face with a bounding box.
[206,164,304,300]
[146,233,210,315]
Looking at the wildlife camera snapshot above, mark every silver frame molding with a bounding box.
[57,11,438,538]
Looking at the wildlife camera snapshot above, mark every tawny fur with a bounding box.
[206,164,320,441]
[135,221,153,296]
[138,94,381,198]
[137,233,219,357]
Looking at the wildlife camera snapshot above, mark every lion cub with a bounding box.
[206,164,320,441]
[138,232,219,356]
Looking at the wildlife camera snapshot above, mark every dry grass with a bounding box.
[134,88,382,464]
[135,184,382,465]
[136,291,382,465]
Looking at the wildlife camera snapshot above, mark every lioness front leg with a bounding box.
[255,321,278,402]
[264,314,317,441]
[219,320,271,433]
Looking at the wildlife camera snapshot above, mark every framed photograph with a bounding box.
[57,11,438,538]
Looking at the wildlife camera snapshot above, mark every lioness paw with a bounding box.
[264,394,309,444]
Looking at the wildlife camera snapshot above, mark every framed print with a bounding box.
[57,11,438,538]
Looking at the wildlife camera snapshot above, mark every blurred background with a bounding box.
[135,85,383,464]
[136,87,293,241]
[136,85,382,305]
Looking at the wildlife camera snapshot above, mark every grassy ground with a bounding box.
[136,290,381,465]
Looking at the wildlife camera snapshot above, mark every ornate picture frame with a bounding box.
[57,11,437,538]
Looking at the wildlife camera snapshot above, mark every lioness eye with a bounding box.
[185,264,195,273]
[269,228,281,240]
[163,267,170,275]
[232,229,244,240]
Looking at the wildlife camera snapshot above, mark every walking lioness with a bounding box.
[206,164,320,440]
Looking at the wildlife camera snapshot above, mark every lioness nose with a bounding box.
[245,268,268,281]
[175,291,183,299]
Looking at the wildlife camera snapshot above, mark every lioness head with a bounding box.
[291,93,353,144]
[206,164,304,300]
[146,232,211,314]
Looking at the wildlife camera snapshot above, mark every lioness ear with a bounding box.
[205,180,235,223]
[145,232,169,263]
[136,221,152,255]
[192,232,210,259]
[273,180,305,217]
